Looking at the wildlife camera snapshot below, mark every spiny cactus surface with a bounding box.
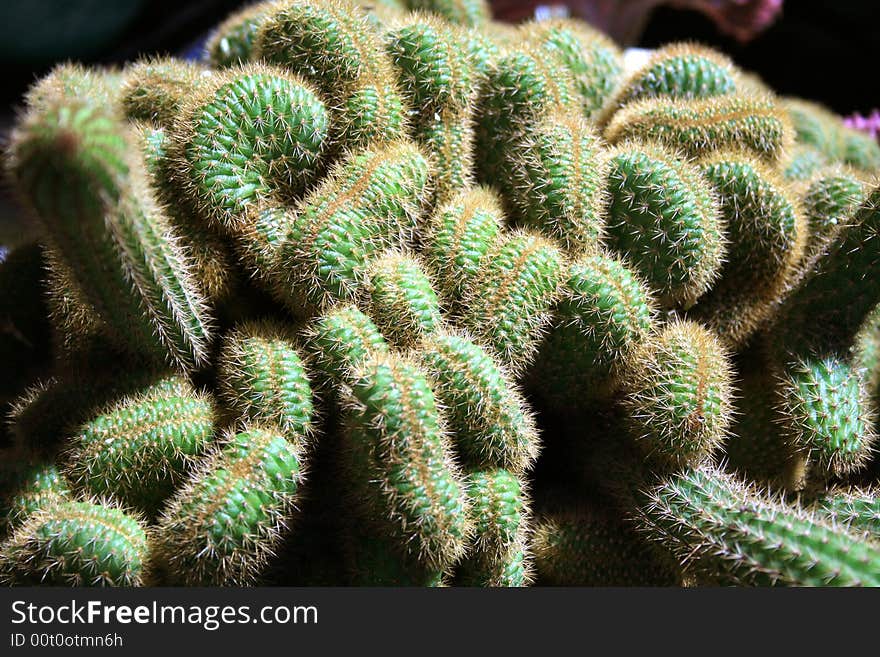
[5,0,880,588]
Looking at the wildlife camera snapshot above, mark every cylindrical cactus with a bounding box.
[217,320,315,440]
[456,469,532,587]
[604,95,793,163]
[1,464,70,534]
[604,142,725,309]
[605,42,738,114]
[168,63,330,233]
[532,507,681,586]
[690,151,805,346]
[120,57,212,128]
[155,425,306,586]
[255,0,407,148]
[304,304,390,391]
[421,186,504,305]
[342,353,471,570]
[638,463,880,586]
[532,251,657,408]
[620,320,734,470]
[8,92,215,371]
[800,166,867,265]
[498,111,608,254]
[0,500,150,586]
[768,184,880,360]
[63,375,216,514]
[362,250,444,348]
[418,331,540,473]
[811,488,880,540]
[776,355,876,479]
[460,229,565,374]
[519,18,623,119]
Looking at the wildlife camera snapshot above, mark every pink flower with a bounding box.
[844,110,880,142]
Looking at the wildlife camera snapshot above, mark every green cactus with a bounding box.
[784,98,880,173]
[155,425,305,586]
[532,251,657,408]
[362,250,444,348]
[8,374,151,458]
[519,18,623,119]
[768,184,880,360]
[414,106,474,205]
[217,320,315,440]
[8,94,215,371]
[460,230,565,374]
[63,375,216,513]
[255,0,407,148]
[841,126,880,172]
[800,166,867,264]
[23,62,119,111]
[421,186,503,305]
[690,151,805,346]
[777,355,876,478]
[404,0,490,27]
[207,2,272,68]
[385,17,476,113]
[304,304,390,390]
[342,353,470,570]
[418,331,539,473]
[783,144,829,182]
[8,0,880,590]
[137,124,237,304]
[605,95,792,163]
[811,488,880,540]
[1,464,70,534]
[784,98,844,161]
[169,63,330,232]
[455,469,532,587]
[532,507,681,586]
[499,111,608,253]
[607,42,737,112]
[638,463,880,586]
[0,500,150,586]
[474,47,580,183]
[278,141,431,313]
[604,142,725,309]
[120,57,212,128]
[620,320,734,469]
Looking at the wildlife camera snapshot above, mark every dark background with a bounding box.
[0,0,876,113]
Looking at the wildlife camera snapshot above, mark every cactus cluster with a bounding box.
[3,0,880,587]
